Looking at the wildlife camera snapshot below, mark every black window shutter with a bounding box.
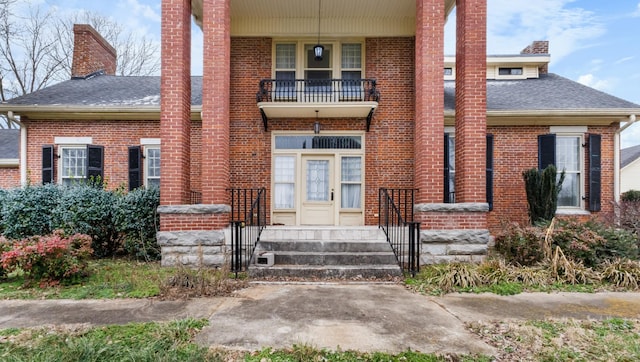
[128,146,142,191]
[443,133,451,203]
[588,134,601,211]
[86,145,104,183]
[42,145,54,184]
[486,134,494,211]
[538,134,556,169]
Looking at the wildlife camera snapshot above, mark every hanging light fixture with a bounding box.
[313,0,324,61]
[314,110,321,134]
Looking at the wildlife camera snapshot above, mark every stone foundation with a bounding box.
[415,203,491,264]
[157,230,228,267]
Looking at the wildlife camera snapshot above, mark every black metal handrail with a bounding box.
[378,188,420,276]
[256,78,380,103]
[229,188,267,277]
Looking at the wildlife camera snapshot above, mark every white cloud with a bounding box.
[577,74,612,91]
[614,56,635,65]
[445,0,605,62]
[120,0,161,23]
[633,2,640,17]
[622,122,640,148]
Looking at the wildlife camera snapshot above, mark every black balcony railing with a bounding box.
[256,78,379,103]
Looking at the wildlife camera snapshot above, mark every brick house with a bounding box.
[1,0,639,271]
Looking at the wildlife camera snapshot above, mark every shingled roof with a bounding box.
[2,72,639,114]
[0,129,19,160]
[622,144,640,168]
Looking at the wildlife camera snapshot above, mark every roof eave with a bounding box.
[444,109,640,126]
[0,105,203,121]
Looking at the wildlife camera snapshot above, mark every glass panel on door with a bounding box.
[306,160,329,201]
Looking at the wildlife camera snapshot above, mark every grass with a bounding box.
[0,258,246,300]
[470,318,640,361]
[0,259,171,299]
[1,319,637,361]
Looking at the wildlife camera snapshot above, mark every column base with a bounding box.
[414,203,492,264]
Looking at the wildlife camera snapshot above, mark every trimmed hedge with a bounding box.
[0,184,160,260]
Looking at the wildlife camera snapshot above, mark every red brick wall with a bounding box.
[0,167,19,189]
[72,24,116,78]
[454,0,487,203]
[201,0,231,207]
[160,213,229,230]
[414,0,445,203]
[486,124,618,230]
[160,0,192,205]
[22,119,160,188]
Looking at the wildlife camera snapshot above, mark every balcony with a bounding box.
[256,78,380,131]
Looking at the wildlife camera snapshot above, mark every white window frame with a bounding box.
[58,145,88,185]
[144,145,161,188]
[272,40,365,81]
[555,134,585,210]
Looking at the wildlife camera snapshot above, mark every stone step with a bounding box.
[260,226,386,242]
[248,264,403,279]
[255,240,391,253]
[260,251,399,266]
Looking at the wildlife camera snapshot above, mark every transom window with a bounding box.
[498,67,523,76]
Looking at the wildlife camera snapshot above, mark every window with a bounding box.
[274,156,295,209]
[443,133,494,209]
[498,67,523,76]
[60,146,87,185]
[444,67,453,76]
[275,43,296,100]
[556,136,581,207]
[538,133,601,211]
[341,156,362,209]
[145,147,161,188]
[49,144,103,186]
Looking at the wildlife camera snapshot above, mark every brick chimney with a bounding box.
[521,40,549,74]
[71,24,117,78]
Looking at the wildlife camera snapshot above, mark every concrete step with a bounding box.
[265,251,399,265]
[255,240,392,253]
[248,264,403,279]
[248,226,403,279]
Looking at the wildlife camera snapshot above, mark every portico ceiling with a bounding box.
[191,0,455,36]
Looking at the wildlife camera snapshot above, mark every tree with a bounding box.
[0,2,160,129]
[522,165,565,224]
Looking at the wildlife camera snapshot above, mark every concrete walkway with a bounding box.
[1,283,639,355]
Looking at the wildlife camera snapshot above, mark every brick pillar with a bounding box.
[414,0,445,203]
[201,0,231,226]
[160,0,191,205]
[454,0,486,203]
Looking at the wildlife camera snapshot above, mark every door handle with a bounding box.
[331,189,334,201]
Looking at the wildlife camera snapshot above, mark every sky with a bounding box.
[19,0,640,147]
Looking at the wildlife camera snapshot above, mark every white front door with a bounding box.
[300,155,335,225]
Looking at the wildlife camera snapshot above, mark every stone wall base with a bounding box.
[415,203,491,264]
[157,230,228,267]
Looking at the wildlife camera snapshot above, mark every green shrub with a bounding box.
[552,219,638,268]
[0,231,93,286]
[0,189,6,235]
[494,222,546,266]
[622,190,640,202]
[53,184,121,258]
[523,165,565,224]
[0,184,63,240]
[115,186,160,261]
[0,236,11,279]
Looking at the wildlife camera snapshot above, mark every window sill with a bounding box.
[555,209,591,216]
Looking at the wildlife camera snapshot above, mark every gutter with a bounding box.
[615,114,637,201]
[6,111,27,186]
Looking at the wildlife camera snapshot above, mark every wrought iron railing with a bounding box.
[256,78,380,103]
[229,188,267,277]
[378,188,420,276]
